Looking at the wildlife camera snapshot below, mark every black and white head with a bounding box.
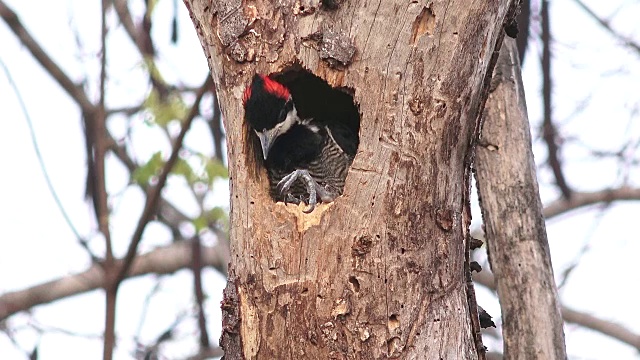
[243,74,301,160]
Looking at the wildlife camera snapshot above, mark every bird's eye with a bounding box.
[279,100,294,121]
[278,108,287,121]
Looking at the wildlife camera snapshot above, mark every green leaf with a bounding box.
[142,57,166,89]
[133,151,164,185]
[172,158,198,184]
[193,215,208,232]
[208,206,229,225]
[192,207,229,232]
[146,0,158,16]
[142,88,188,127]
[202,156,229,183]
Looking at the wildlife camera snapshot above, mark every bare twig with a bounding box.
[543,187,640,219]
[572,0,640,55]
[115,76,213,285]
[106,133,137,172]
[0,326,32,358]
[0,58,85,247]
[138,311,187,359]
[0,2,110,232]
[208,89,225,164]
[0,0,94,112]
[97,0,113,263]
[30,320,103,340]
[134,281,163,340]
[112,0,140,50]
[106,105,142,116]
[112,0,169,97]
[112,0,154,58]
[473,271,640,350]
[561,307,640,350]
[0,239,229,321]
[105,132,196,233]
[541,0,572,199]
[192,236,211,350]
[556,206,608,289]
[96,2,117,359]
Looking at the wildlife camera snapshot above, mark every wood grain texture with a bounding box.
[475,38,567,359]
[183,0,515,358]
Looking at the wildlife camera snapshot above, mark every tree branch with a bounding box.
[96,0,113,263]
[112,0,155,57]
[112,0,140,51]
[0,58,85,247]
[207,89,225,164]
[0,239,229,321]
[543,187,640,219]
[112,0,170,97]
[97,2,117,359]
[104,133,197,232]
[572,0,640,55]
[0,3,114,244]
[473,271,640,350]
[115,75,213,285]
[475,37,566,359]
[0,0,94,112]
[541,0,572,199]
[192,236,211,350]
[561,307,640,350]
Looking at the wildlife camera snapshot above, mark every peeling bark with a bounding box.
[183,0,516,358]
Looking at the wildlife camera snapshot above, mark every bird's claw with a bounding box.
[282,194,300,206]
[276,169,317,213]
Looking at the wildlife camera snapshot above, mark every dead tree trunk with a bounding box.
[183,0,517,358]
[475,38,567,359]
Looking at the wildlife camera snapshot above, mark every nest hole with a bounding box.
[248,65,361,206]
[270,65,360,142]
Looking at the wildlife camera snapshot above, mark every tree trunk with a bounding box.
[475,38,567,359]
[183,0,516,358]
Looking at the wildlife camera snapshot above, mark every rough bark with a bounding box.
[183,0,516,358]
[475,38,567,359]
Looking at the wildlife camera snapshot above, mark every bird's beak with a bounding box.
[256,130,275,160]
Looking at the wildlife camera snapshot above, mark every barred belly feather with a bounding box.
[268,131,353,203]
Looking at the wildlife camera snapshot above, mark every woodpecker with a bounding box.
[243,73,359,213]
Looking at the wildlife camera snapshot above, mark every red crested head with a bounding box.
[243,74,290,107]
[243,74,295,133]
[261,75,290,100]
[242,85,252,106]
